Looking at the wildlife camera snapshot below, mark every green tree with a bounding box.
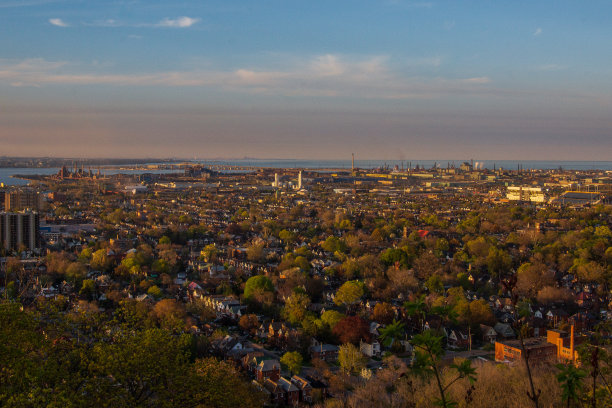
[338,343,366,374]
[379,320,405,347]
[91,249,113,271]
[426,275,444,294]
[283,292,311,325]
[412,330,477,408]
[334,280,365,307]
[80,279,96,299]
[556,363,586,408]
[321,310,344,330]
[147,285,163,299]
[192,358,265,408]
[281,351,304,375]
[243,275,274,301]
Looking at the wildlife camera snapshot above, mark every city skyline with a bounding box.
[1,1,611,159]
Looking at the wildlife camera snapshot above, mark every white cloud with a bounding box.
[534,27,542,36]
[0,55,495,100]
[49,18,68,27]
[86,16,201,29]
[155,17,200,28]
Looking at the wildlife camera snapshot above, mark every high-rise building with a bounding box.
[298,171,302,190]
[5,189,40,211]
[0,212,41,251]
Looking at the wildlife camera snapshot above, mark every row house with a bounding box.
[309,343,339,362]
[264,377,300,406]
[255,359,281,382]
[290,375,313,404]
[201,294,245,319]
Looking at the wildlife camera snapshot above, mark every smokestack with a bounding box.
[352,153,355,174]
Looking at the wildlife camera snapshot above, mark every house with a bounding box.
[359,339,381,358]
[445,327,469,349]
[255,359,281,382]
[494,322,515,339]
[264,377,300,405]
[241,351,264,374]
[290,375,313,403]
[310,344,339,362]
[211,335,249,357]
[480,324,497,344]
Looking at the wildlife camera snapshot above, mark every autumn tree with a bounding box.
[152,299,187,331]
[372,302,395,324]
[338,343,366,374]
[239,314,259,334]
[332,316,370,345]
[516,262,555,298]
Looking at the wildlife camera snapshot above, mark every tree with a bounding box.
[379,320,405,347]
[283,292,311,325]
[322,236,347,253]
[192,358,265,408]
[239,314,259,334]
[91,249,113,272]
[80,279,96,300]
[537,286,574,305]
[200,244,218,263]
[281,351,304,375]
[486,247,512,278]
[372,302,395,324]
[516,262,555,298]
[243,275,274,301]
[147,285,163,299]
[556,363,586,408]
[467,299,495,326]
[279,229,297,246]
[152,299,187,331]
[88,328,194,407]
[321,310,344,330]
[405,295,428,332]
[338,343,366,374]
[65,262,87,284]
[334,280,365,307]
[380,248,410,269]
[332,316,370,345]
[425,275,444,294]
[246,242,265,263]
[411,330,477,408]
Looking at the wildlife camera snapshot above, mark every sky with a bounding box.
[1,0,611,160]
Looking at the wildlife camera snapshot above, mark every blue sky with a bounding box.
[1,0,611,159]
